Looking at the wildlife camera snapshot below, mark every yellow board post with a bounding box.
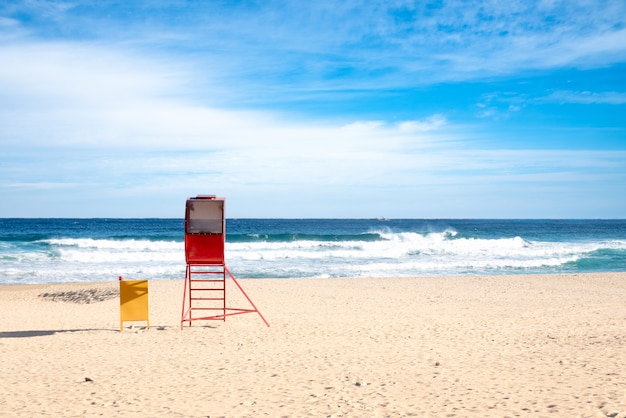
[119,277,150,331]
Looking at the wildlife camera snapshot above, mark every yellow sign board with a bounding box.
[119,279,150,331]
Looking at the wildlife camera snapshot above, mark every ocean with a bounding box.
[1,218,625,285]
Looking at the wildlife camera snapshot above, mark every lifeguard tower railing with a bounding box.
[180,195,269,328]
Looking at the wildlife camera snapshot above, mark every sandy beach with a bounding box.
[1,273,625,417]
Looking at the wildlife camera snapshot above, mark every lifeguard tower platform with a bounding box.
[180,195,269,328]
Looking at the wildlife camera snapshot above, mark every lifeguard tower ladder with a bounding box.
[180,195,269,328]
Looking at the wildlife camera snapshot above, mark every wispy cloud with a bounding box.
[4,1,626,96]
[540,90,626,105]
[1,0,625,217]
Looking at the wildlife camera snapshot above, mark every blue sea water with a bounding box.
[0,218,625,284]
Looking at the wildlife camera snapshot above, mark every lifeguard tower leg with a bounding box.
[181,264,190,330]
[225,267,270,327]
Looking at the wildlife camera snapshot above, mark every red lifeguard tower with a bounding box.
[180,195,269,328]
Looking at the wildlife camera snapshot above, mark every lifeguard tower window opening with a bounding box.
[185,196,224,234]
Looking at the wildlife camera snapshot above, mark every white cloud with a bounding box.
[0,42,186,107]
[0,39,462,198]
[0,16,20,29]
[1,1,625,217]
[397,115,446,132]
[3,1,626,96]
[0,39,455,153]
[540,90,626,105]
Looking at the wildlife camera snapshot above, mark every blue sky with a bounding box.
[1,1,625,218]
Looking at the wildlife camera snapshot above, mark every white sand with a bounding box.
[1,273,626,417]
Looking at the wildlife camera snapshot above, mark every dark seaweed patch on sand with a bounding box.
[39,288,118,304]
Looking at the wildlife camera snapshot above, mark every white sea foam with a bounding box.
[225,232,626,278]
[45,238,181,251]
[2,232,625,284]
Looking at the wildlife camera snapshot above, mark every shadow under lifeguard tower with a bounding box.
[180,195,269,328]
